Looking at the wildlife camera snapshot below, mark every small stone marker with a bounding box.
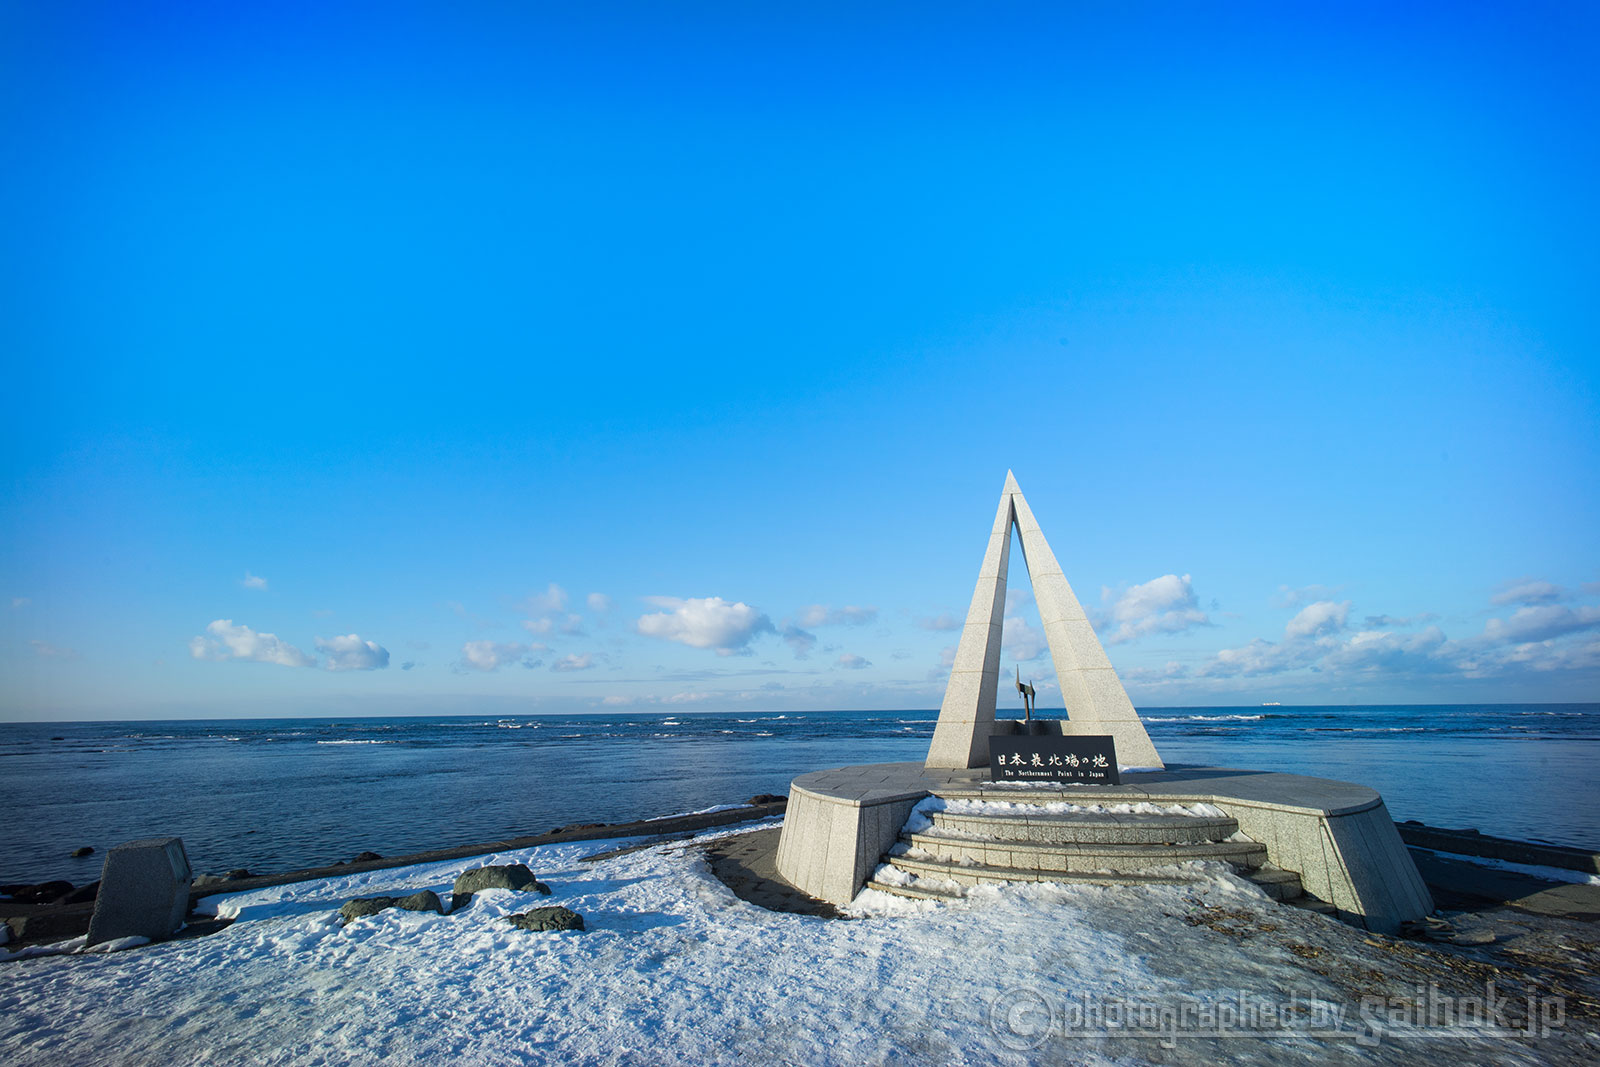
[85,837,192,947]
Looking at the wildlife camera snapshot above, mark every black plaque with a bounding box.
[989,734,1121,785]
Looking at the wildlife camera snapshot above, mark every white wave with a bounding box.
[1144,714,1265,722]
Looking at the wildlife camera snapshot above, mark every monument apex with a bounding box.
[924,471,1164,770]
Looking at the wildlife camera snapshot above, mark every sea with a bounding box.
[2,703,1596,887]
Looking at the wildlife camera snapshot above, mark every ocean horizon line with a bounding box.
[4,699,1597,727]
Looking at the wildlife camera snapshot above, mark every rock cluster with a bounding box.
[338,890,444,922]
[337,864,581,934]
[1,881,77,905]
[451,863,550,909]
[192,870,254,889]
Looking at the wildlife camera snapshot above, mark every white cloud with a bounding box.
[242,572,268,591]
[1123,661,1190,682]
[937,645,957,669]
[1490,579,1565,607]
[559,614,586,636]
[1182,587,1600,689]
[781,624,817,659]
[316,634,390,671]
[189,620,314,668]
[552,653,596,672]
[601,695,633,706]
[1000,616,1048,662]
[917,613,960,631]
[29,639,76,660]
[521,617,554,635]
[1284,600,1350,639]
[837,653,871,670]
[1104,574,1210,644]
[1322,626,1449,674]
[1473,604,1600,647]
[635,596,773,655]
[11,597,30,609]
[523,583,568,614]
[459,640,546,671]
[1363,612,1437,628]
[587,592,612,613]
[1199,637,1320,678]
[664,691,711,704]
[795,605,878,628]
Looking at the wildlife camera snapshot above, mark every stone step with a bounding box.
[927,809,1238,846]
[901,831,1269,873]
[872,854,1302,902]
[863,877,968,903]
[868,863,1304,903]
[932,787,1170,806]
[1244,865,1303,902]
[881,851,1212,889]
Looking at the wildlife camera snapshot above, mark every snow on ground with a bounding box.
[903,795,1227,834]
[0,823,1590,1067]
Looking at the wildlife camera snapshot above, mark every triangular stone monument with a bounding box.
[925,472,1164,770]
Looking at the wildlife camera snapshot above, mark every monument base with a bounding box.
[775,762,1434,933]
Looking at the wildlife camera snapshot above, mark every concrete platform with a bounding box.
[775,761,1435,933]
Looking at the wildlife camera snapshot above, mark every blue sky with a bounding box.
[3,2,1597,720]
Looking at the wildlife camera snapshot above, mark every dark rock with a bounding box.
[50,736,64,741]
[451,864,550,908]
[71,846,95,858]
[11,881,73,904]
[505,906,584,933]
[193,871,250,889]
[352,852,383,863]
[0,884,27,898]
[62,881,100,905]
[340,890,444,921]
[397,890,444,914]
[340,896,401,922]
[748,794,786,806]
[551,823,606,835]
[4,911,93,944]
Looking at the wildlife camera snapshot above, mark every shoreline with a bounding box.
[4,801,1598,1060]
[3,799,788,949]
[4,795,1598,953]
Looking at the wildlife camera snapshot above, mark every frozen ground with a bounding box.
[1,821,1595,1066]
